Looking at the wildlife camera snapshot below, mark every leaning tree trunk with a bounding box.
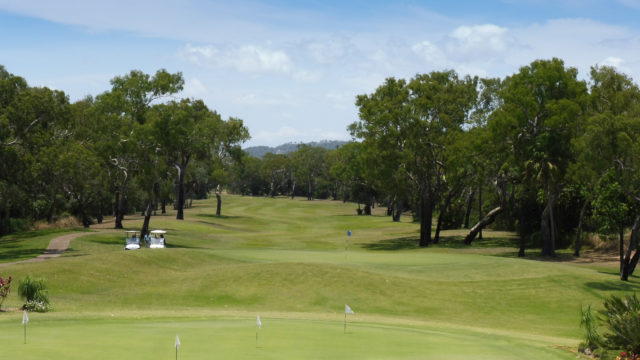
[464,206,505,245]
[621,215,640,281]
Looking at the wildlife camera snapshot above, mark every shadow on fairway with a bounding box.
[584,280,640,291]
[88,237,122,246]
[360,237,420,251]
[197,214,244,220]
[0,248,46,261]
[361,235,522,251]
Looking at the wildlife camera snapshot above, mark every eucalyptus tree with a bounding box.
[491,58,587,256]
[290,145,328,200]
[570,66,640,259]
[228,152,265,196]
[149,99,248,220]
[329,142,368,204]
[93,69,184,228]
[350,78,412,221]
[261,153,289,197]
[352,71,477,246]
[0,67,73,233]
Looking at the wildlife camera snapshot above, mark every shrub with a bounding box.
[599,293,640,354]
[23,299,51,312]
[0,276,12,310]
[580,304,601,352]
[18,276,50,312]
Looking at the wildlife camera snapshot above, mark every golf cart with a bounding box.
[149,230,166,249]
[124,230,141,250]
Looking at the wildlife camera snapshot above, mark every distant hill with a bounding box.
[244,140,349,158]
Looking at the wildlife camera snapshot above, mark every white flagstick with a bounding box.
[344,304,354,333]
[22,310,29,344]
[175,334,180,360]
[256,315,262,347]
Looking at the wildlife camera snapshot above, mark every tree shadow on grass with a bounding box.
[584,280,640,292]
[0,228,82,243]
[0,248,46,262]
[360,237,420,251]
[196,214,243,220]
[88,237,122,246]
[361,234,522,251]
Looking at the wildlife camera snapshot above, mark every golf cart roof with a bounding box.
[150,230,166,234]
[125,230,139,234]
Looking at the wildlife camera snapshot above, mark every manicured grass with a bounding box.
[0,315,576,359]
[0,195,636,359]
[0,228,81,263]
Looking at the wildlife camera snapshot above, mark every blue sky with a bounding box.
[2,0,640,146]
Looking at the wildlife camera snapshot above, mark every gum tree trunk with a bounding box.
[464,206,505,245]
[621,215,640,281]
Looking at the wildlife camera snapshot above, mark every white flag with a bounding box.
[175,334,181,349]
[345,304,354,314]
[257,315,262,329]
[22,310,29,325]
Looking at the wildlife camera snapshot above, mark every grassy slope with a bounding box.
[1,195,638,359]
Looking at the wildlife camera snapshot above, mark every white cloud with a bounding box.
[307,36,354,64]
[179,43,293,74]
[447,24,510,59]
[601,56,624,67]
[182,77,207,98]
[411,41,447,66]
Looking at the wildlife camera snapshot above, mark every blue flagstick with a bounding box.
[346,230,351,262]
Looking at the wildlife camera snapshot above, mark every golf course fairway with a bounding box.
[1,195,638,359]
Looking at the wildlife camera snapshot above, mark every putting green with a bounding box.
[0,315,576,359]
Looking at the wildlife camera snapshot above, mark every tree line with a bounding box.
[2,58,640,280]
[0,65,248,237]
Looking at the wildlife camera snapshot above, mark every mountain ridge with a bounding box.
[244,140,349,158]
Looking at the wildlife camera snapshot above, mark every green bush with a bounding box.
[18,276,51,312]
[599,293,640,354]
[580,304,601,352]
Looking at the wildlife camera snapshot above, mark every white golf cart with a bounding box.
[124,230,141,250]
[149,230,166,249]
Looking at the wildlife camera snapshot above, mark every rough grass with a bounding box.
[0,195,636,359]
